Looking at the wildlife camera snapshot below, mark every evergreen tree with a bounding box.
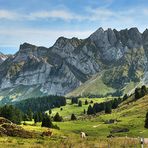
[141,85,147,97]
[87,105,95,115]
[49,109,52,115]
[117,97,122,104]
[0,105,22,124]
[34,113,39,123]
[71,113,77,120]
[105,102,112,114]
[85,100,88,105]
[123,94,128,101]
[23,114,29,121]
[145,112,148,128]
[27,109,33,121]
[71,97,78,104]
[38,112,43,122]
[135,88,141,100]
[41,114,53,128]
[112,99,119,109]
[84,109,86,114]
[53,112,63,122]
[78,100,82,107]
[90,100,93,104]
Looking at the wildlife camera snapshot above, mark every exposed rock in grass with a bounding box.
[107,134,115,138]
[41,130,52,137]
[0,117,35,138]
[110,128,129,133]
[0,117,12,125]
[104,119,117,124]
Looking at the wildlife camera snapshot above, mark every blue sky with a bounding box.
[0,0,148,54]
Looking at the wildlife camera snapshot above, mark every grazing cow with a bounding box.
[80,132,87,138]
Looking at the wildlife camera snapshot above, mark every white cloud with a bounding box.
[0,28,93,48]
[0,7,147,30]
[0,10,20,20]
[0,9,84,21]
[0,6,148,52]
[28,10,84,21]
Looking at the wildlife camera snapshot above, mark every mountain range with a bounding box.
[0,27,148,101]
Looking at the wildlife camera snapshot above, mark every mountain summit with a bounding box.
[0,27,148,101]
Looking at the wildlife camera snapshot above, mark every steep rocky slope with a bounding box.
[0,27,148,101]
[0,52,8,64]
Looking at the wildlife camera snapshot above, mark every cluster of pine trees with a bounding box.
[71,97,79,104]
[15,95,66,112]
[135,85,147,100]
[0,105,22,124]
[87,97,123,115]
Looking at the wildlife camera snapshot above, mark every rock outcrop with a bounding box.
[0,52,8,64]
[0,117,35,138]
[0,27,148,100]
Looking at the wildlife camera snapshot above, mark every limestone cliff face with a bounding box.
[0,27,148,100]
[0,52,8,65]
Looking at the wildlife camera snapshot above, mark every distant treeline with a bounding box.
[15,95,66,113]
[87,85,148,115]
[69,90,123,99]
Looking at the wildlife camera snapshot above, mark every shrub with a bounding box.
[53,113,63,122]
[71,114,77,120]
[78,100,82,107]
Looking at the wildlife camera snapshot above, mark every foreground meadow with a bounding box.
[0,96,148,147]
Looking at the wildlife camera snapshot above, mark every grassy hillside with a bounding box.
[66,71,140,98]
[48,95,148,138]
[66,74,116,97]
[49,98,110,120]
[1,95,148,147]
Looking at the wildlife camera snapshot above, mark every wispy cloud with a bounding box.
[28,10,84,21]
[0,9,84,21]
[0,10,20,20]
[0,4,148,53]
[0,28,93,48]
[0,6,147,28]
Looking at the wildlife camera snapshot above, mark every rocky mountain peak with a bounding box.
[128,27,142,43]
[1,27,148,101]
[142,29,148,43]
[19,43,37,51]
[89,27,104,41]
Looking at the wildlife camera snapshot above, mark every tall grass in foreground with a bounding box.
[0,136,144,148]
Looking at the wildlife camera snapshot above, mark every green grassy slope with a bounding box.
[0,95,148,147]
[49,98,110,119]
[66,74,116,97]
[66,71,140,98]
[49,95,148,138]
[0,85,45,103]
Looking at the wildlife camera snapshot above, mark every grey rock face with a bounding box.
[0,27,148,100]
[0,52,8,64]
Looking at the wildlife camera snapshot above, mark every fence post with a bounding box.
[140,137,144,148]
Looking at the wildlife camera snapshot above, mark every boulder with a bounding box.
[110,128,129,133]
[0,117,35,138]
